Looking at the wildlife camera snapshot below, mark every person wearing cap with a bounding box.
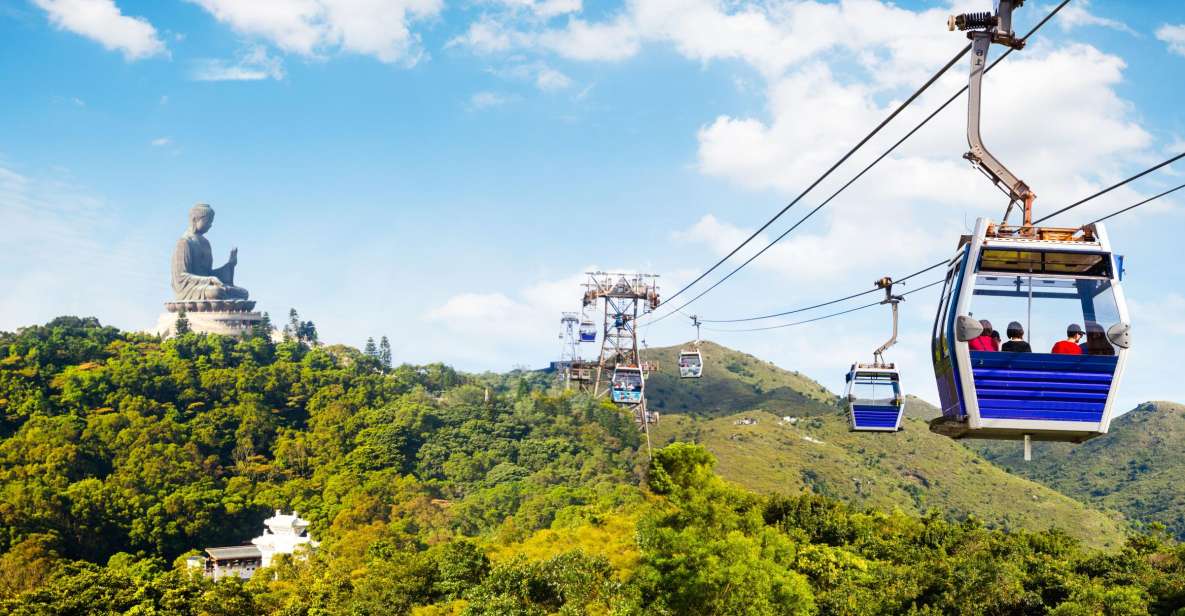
[1052,324,1085,355]
[1001,321,1031,353]
[969,319,997,352]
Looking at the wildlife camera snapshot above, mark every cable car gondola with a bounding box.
[929,219,1130,444]
[579,320,597,343]
[610,365,645,404]
[846,277,906,432]
[931,1,1131,451]
[679,315,704,379]
[845,365,904,432]
[678,350,703,379]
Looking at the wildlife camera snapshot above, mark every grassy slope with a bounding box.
[643,341,835,417]
[972,402,1185,538]
[641,343,1128,549]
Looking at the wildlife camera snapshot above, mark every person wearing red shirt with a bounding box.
[969,319,997,352]
[1051,324,1085,355]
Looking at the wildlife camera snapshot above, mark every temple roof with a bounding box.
[205,545,262,560]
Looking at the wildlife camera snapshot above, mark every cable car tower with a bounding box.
[582,272,661,430]
[557,312,593,390]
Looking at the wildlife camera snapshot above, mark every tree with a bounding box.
[379,336,392,370]
[174,309,191,336]
[250,312,273,340]
[364,337,378,358]
[284,309,300,341]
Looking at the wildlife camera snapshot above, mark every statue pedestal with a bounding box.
[154,300,266,338]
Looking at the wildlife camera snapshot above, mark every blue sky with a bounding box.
[2,0,1184,413]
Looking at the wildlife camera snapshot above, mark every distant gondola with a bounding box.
[846,277,906,432]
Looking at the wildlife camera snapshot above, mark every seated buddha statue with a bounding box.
[171,203,249,302]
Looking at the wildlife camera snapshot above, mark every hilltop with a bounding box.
[642,341,835,417]
[643,342,1128,548]
[973,401,1185,538]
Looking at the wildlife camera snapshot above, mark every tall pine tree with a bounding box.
[379,336,392,369]
[174,309,190,336]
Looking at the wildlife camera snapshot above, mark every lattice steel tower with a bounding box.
[582,272,661,428]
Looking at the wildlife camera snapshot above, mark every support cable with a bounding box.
[702,279,945,333]
[1032,152,1185,225]
[700,261,946,323]
[1087,182,1185,225]
[646,0,1073,325]
[654,44,973,310]
[696,179,1185,333]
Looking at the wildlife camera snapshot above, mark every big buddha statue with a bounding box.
[172,203,250,301]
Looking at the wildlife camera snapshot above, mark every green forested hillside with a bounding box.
[1,319,1183,614]
[646,392,1126,547]
[973,401,1185,539]
[642,343,1125,548]
[642,342,835,417]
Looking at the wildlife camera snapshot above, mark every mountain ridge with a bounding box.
[639,341,1130,548]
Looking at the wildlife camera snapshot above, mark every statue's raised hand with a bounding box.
[229,247,238,267]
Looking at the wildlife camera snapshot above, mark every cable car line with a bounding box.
[673,155,1180,328]
[691,170,1182,337]
[1088,182,1185,225]
[702,279,944,333]
[653,44,974,311]
[699,261,947,324]
[1032,151,1185,225]
[645,0,1074,326]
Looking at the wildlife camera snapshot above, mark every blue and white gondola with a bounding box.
[929,218,1131,443]
[845,364,905,432]
[579,320,597,343]
[610,365,645,404]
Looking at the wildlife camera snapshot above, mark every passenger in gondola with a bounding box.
[991,329,1002,350]
[1081,321,1115,356]
[1001,321,1031,353]
[969,319,997,351]
[1051,324,1085,355]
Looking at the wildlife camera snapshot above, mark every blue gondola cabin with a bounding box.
[845,364,905,432]
[930,218,1131,442]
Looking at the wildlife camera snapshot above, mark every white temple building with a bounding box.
[197,510,318,580]
[252,510,317,568]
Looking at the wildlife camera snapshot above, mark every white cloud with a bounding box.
[71,97,86,107]
[469,91,514,109]
[1157,24,1185,57]
[448,17,517,54]
[1051,0,1136,35]
[425,272,588,365]
[487,61,574,91]
[535,66,572,91]
[150,137,172,147]
[33,0,167,61]
[192,46,285,81]
[487,0,581,19]
[188,0,442,65]
[539,16,640,61]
